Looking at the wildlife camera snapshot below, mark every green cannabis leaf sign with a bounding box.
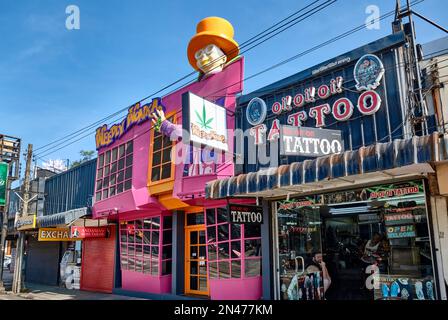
[195,101,214,130]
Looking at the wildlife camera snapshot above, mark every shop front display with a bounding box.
[204,20,448,301]
[205,207,262,300]
[275,180,437,300]
[118,215,172,294]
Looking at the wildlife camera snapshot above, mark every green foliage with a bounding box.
[70,150,96,169]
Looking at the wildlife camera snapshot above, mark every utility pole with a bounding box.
[0,134,20,293]
[397,0,448,135]
[12,144,32,294]
[406,0,428,135]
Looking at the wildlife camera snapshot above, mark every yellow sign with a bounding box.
[38,228,81,241]
[15,215,36,231]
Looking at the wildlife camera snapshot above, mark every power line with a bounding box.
[34,0,335,154]
[35,0,429,159]
[35,112,126,159]
[203,0,426,101]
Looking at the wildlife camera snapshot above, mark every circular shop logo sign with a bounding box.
[354,54,385,91]
[246,97,267,126]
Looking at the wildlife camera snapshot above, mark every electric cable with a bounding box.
[35,0,429,160]
[34,0,335,153]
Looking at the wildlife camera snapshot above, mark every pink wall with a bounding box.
[121,270,172,294]
[209,277,262,300]
[93,58,244,219]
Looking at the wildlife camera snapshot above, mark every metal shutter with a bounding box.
[25,238,61,286]
[80,225,116,293]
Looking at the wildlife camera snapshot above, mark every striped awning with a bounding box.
[206,132,448,199]
[38,207,90,228]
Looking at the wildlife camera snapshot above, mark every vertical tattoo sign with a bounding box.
[0,162,8,206]
[66,5,80,30]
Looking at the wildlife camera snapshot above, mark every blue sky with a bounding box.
[1,0,447,171]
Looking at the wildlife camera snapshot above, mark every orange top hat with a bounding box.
[187,17,239,71]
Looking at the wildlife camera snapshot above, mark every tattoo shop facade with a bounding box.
[206,30,448,300]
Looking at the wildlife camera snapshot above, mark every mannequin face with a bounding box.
[195,44,227,75]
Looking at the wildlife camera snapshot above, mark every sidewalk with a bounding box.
[0,282,146,300]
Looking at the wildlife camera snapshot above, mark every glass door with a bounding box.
[276,200,326,300]
[185,214,208,296]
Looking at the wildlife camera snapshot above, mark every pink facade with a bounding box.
[92,58,262,300]
[209,278,263,300]
[121,271,172,294]
[93,58,245,218]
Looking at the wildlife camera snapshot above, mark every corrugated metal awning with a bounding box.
[206,132,448,199]
[38,207,90,228]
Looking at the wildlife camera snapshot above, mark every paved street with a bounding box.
[1,267,13,291]
[0,268,145,300]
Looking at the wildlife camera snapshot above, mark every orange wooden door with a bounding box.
[185,226,209,296]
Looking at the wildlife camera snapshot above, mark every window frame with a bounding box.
[148,112,177,186]
[119,214,173,277]
[95,140,133,202]
[205,207,262,280]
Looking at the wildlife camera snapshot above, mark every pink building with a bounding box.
[91,57,262,300]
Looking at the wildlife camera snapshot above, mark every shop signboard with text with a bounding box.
[70,226,109,239]
[386,224,416,239]
[244,53,384,148]
[318,180,424,205]
[0,162,8,206]
[38,228,82,241]
[276,181,424,207]
[280,125,343,157]
[228,204,263,224]
[15,215,36,231]
[235,32,429,173]
[182,92,229,152]
[95,98,166,150]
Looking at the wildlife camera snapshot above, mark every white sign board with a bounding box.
[183,92,229,151]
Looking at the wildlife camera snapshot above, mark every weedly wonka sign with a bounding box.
[0,162,7,206]
[95,98,166,150]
